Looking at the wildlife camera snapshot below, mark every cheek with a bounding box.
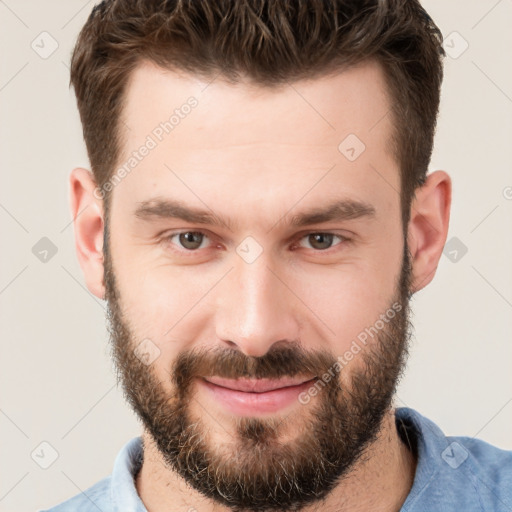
[294,246,403,351]
[112,264,192,364]
[113,258,232,374]
[294,272,380,349]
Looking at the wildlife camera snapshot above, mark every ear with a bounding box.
[69,168,106,299]
[407,170,452,293]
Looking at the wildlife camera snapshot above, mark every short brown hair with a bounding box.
[70,0,445,228]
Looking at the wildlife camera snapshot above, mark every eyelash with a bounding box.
[160,230,351,256]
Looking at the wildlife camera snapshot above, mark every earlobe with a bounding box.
[407,170,452,294]
[69,167,106,299]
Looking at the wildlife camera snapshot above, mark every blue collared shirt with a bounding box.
[39,407,512,511]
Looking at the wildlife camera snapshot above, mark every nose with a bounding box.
[214,251,301,357]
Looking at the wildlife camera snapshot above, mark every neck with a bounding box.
[135,408,417,512]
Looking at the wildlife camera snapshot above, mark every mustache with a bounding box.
[169,343,338,393]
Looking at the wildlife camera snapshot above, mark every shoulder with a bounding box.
[434,434,512,510]
[37,476,112,512]
[396,407,512,511]
[37,436,145,512]
[451,434,512,491]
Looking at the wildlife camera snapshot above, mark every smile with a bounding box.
[199,376,317,416]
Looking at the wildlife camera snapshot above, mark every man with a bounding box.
[41,0,512,511]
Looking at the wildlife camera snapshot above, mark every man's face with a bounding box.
[103,59,413,511]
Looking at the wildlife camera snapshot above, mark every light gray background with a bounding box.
[1,1,511,511]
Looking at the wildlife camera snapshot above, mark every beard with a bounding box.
[103,223,414,512]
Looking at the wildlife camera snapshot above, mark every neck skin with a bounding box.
[135,408,417,512]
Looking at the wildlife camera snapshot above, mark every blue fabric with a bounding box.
[39,407,512,511]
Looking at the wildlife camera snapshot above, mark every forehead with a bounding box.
[120,58,394,146]
[113,59,399,224]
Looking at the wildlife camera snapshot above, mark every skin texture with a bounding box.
[70,59,451,512]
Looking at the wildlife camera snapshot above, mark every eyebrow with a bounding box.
[133,197,376,230]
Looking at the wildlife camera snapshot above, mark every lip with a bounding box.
[199,376,317,416]
[204,376,315,393]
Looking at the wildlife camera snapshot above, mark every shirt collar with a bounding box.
[396,406,453,509]
[111,435,146,511]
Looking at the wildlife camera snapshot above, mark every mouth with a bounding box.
[198,376,317,416]
[203,376,316,393]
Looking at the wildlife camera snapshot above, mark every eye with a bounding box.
[296,233,348,251]
[161,230,350,255]
[165,231,211,251]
